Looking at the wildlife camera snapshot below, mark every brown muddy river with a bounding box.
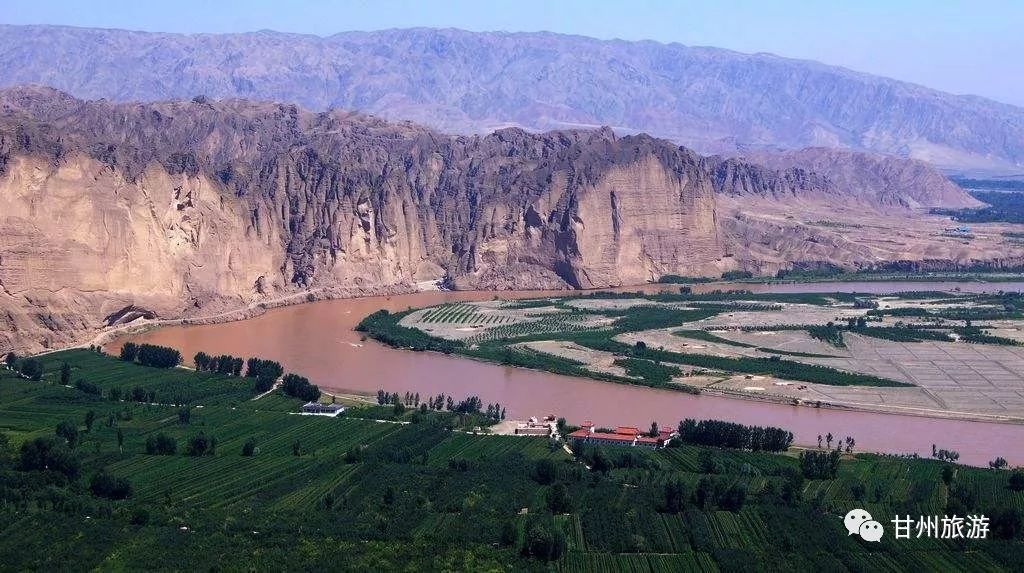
[109,281,1024,466]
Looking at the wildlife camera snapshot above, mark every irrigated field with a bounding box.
[375,290,1024,420]
[3,348,1024,571]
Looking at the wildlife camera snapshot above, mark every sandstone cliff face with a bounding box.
[1,89,1019,354]
[0,89,732,351]
[707,156,835,201]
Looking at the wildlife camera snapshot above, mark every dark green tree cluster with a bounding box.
[1010,471,1024,492]
[193,352,244,375]
[6,418,133,506]
[451,395,483,414]
[356,309,461,353]
[676,418,793,452]
[576,444,657,473]
[721,270,754,280]
[55,420,79,449]
[806,323,845,347]
[520,515,566,561]
[74,378,102,396]
[661,478,690,513]
[17,436,81,479]
[694,476,747,511]
[393,391,423,407]
[425,393,452,411]
[186,433,217,457]
[375,389,506,421]
[377,390,407,412]
[3,353,43,381]
[89,470,133,500]
[119,342,139,362]
[241,438,257,457]
[282,373,320,402]
[145,433,177,455]
[245,358,283,379]
[127,385,157,403]
[246,358,284,392]
[932,445,961,463]
[120,343,181,369]
[484,403,506,420]
[799,449,841,479]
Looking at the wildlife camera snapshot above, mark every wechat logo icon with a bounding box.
[845,509,884,542]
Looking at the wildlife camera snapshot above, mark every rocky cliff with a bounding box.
[737,147,985,209]
[0,88,1018,353]
[1,26,1023,171]
[0,88,728,352]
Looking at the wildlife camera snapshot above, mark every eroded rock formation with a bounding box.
[0,88,1016,353]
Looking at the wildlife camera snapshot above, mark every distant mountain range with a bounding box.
[1,25,1022,171]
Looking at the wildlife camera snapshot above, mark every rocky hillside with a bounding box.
[0,88,723,352]
[1,25,1022,171]
[0,88,1017,353]
[738,147,985,209]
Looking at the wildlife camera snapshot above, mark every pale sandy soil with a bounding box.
[518,340,633,379]
[619,325,1024,420]
[399,294,1024,422]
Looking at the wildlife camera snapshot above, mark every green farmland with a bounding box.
[2,349,1024,571]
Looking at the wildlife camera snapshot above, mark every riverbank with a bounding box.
[60,275,1023,355]
[358,304,1024,428]
[95,280,1024,465]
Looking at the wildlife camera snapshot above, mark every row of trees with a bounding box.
[193,352,244,376]
[120,343,181,369]
[375,389,507,420]
[145,432,217,456]
[381,391,424,407]
[282,373,321,402]
[378,390,450,410]
[246,358,284,393]
[676,418,793,452]
[932,444,961,463]
[662,477,747,513]
[3,353,43,381]
[194,352,285,393]
[816,432,856,453]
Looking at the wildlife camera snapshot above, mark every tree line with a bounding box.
[119,343,181,369]
[3,353,44,381]
[675,418,793,452]
[119,344,318,403]
[375,389,506,420]
[193,352,244,376]
[282,373,321,402]
[192,353,285,392]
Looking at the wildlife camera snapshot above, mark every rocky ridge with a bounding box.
[0,88,1013,353]
[1,26,1023,170]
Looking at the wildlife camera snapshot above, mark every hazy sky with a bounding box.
[4,0,1022,106]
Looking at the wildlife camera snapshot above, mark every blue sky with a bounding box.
[4,0,1023,106]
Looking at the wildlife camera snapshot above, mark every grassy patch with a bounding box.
[612,357,682,385]
[675,330,757,348]
[806,325,845,348]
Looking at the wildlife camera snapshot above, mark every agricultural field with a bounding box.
[2,349,1024,570]
[402,300,613,344]
[364,290,1024,420]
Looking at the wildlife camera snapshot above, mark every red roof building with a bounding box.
[568,422,674,449]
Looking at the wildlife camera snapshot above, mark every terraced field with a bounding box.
[4,346,1024,570]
